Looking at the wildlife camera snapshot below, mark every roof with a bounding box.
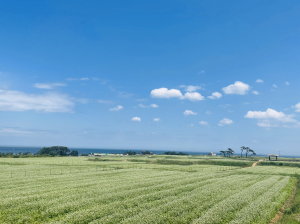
[268,154,279,156]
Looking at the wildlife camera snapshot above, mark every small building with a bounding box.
[208,152,216,156]
[268,154,279,161]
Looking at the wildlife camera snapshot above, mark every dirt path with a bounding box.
[269,181,298,224]
[252,159,264,167]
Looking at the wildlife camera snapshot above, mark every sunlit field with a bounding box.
[0,156,297,223]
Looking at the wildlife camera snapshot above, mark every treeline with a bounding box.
[123,151,188,156]
[0,146,79,158]
[220,146,256,158]
[37,146,78,156]
[123,150,153,155]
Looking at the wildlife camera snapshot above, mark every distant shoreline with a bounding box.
[0,146,299,158]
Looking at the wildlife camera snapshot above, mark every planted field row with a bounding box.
[0,164,294,224]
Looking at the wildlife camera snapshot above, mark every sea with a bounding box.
[0,146,299,158]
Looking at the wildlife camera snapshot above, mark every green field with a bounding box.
[0,156,298,223]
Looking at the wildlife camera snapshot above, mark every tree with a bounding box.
[245,147,250,158]
[220,150,226,157]
[124,151,137,155]
[70,150,79,156]
[248,149,256,157]
[240,146,246,158]
[142,150,152,155]
[37,146,70,156]
[226,148,234,157]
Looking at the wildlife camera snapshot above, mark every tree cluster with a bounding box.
[37,146,78,156]
[219,148,234,157]
[141,150,153,155]
[240,146,256,158]
[163,151,188,155]
[123,151,137,155]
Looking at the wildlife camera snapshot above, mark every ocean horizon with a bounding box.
[0,146,299,158]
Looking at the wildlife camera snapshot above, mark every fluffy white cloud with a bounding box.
[151,88,182,98]
[184,110,197,115]
[109,105,123,111]
[139,104,158,108]
[131,117,141,122]
[199,121,208,126]
[218,118,233,126]
[245,108,296,122]
[80,77,89,81]
[208,92,222,99]
[0,90,74,113]
[222,81,250,95]
[252,91,259,95]
[256,79,264,83]
[198,70,205,74]
[286,81,290,86]
[294,103,300,112]
[206,111,211,115]
[34,83,66,89]
[273,84,278,88]
[153,118,161,122]
[245,108,298,127]
[180,92,204,101]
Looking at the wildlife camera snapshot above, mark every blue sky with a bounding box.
[1,0,300,155]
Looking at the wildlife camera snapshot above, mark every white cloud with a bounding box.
[153,118,161,122]
[218,118,233,126]
[80,77,89,81]
[245,108,299,127]
[98,100,114,104]
[252,91,259,95]
[256,79,264,83]
[151,88,182,98]
[294,103,300,112]
[184,110,197,116]
[187,85,202,92]
[109,105,123,111]
[222,81,250,95]
[0,90,74,113]
[34,83,66,89]
[199,121,208,126]
[180,92,204,101]
[286,81,290,86]
[198,70,205,74]
[244,108,296,122]
[150,104,158,108]
[208,92,222,99]
[131,117,141,122]
[139,104,159,108]
[273,84,278,88]
[206,111,211,115]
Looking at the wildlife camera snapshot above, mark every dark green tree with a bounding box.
[240,146,246,158]
[226,148,234,157]
[37,146,70,156]
[70,150,79,156]
[220,150,226,157]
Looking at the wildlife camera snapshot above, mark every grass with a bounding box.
[0,156,298,223]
